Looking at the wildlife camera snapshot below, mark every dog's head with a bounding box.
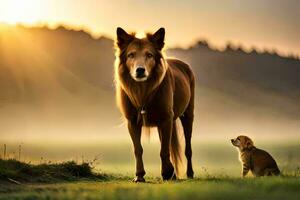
[231,135,254,151]
[116,27,166,82]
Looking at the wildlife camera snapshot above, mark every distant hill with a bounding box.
[168,41,300,118]
[0,24,300,139]
[0,24,115,103]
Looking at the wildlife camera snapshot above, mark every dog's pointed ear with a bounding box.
[147,27,165,50]
[116,27,134,49]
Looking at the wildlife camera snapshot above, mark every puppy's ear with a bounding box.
[116,27,134,49]
[246,140,253,148]
[147,27,165,50]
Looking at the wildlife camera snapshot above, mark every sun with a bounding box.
[0,0,47,25]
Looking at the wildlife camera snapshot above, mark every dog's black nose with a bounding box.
[231,139,234,142]
[136,67,145,77]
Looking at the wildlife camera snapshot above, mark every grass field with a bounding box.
[2,139,300,176]
[0,140,299,200]
[1,176,300,200]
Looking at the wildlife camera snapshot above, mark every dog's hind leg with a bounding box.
[180,85,194,178]
[180,108,194,178]
[264,168,280,176]
[128,120,145,182]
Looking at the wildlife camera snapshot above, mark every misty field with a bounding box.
[1,140,300,200]
[3,138,299,175]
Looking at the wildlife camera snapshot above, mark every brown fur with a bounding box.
[115,27,195,181]
[231,135,280,177]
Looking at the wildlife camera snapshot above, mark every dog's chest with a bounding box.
[239,151,250,164]
[139,107,169,126]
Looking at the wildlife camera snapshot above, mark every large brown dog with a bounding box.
[115,27,195,182]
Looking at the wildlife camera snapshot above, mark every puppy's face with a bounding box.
[231,135,254,150]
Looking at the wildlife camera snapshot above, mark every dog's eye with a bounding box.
[146,53,153,59]
[127,53,135,58]
[237,138,240,141]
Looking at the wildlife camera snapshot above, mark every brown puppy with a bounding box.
[231,135,280,177]
[115,27,195,182]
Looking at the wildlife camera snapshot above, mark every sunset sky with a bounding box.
[0,0,299,55]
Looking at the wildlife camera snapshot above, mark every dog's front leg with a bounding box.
[242,163,250,178]
[158,118,175,180]
[127,120,145,182]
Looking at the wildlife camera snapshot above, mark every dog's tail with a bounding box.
[170,119,186,178]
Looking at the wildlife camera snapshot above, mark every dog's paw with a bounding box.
[132,176,145,183]
[162,166,176,181]
[187,173,194,179]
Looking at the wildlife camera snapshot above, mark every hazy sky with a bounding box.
[0,0,299,55]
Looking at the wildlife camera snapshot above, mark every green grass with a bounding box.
[0,142,299,200]
[0,159,299,200]
[0,159,108,183]
[1,176,300,200]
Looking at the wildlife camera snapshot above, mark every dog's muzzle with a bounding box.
[136,67,146,78]
[231,139,236,145]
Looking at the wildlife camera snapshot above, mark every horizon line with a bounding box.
[0,22,299,60]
